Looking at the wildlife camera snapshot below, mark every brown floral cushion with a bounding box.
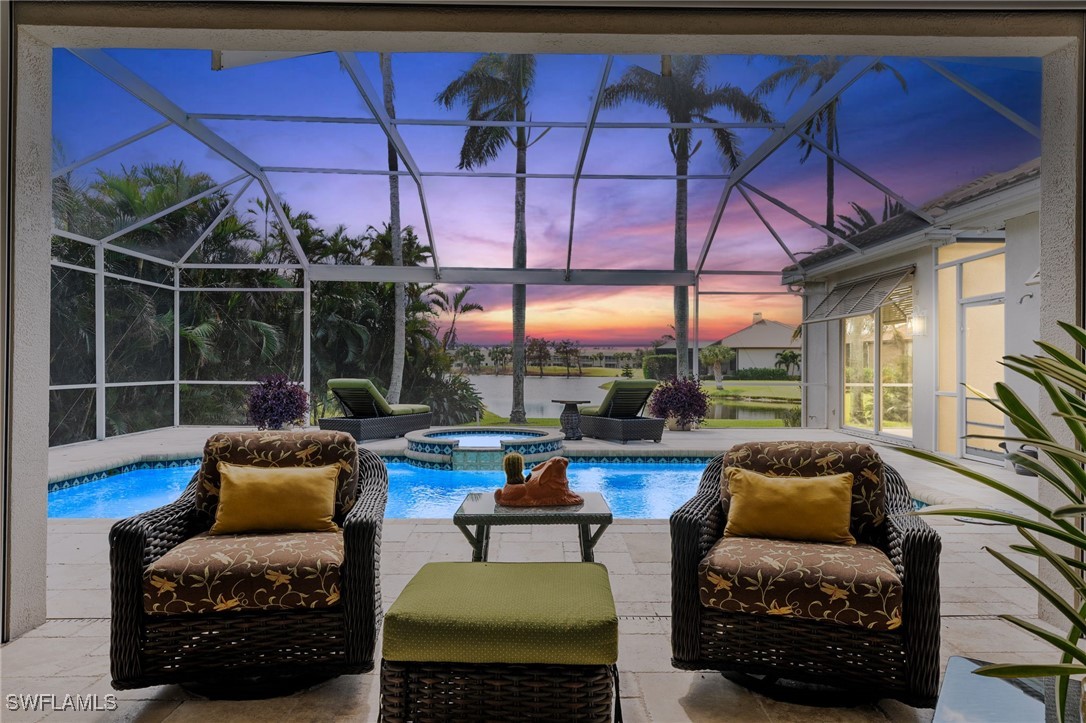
[697,536,903,631]
[143,531,343,615]
[194,431,358,524]
[721,441,885,543]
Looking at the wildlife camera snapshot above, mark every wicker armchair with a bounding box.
[110,430,388,690]
[671,441,941,707]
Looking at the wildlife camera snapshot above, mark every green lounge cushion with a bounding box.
[579,405,601,417]
[388,404,430,416]
[383,562,618,666]
[328,378,430,417]
[588,379,659,418]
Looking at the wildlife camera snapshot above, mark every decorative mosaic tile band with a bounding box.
[48,457,202,493]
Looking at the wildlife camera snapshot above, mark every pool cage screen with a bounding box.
[48,49,1039,445]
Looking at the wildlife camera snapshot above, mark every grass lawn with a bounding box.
[472,410,560,427]
[468,410,787,429]
[703,381,801,402]
[481,366,643,378]
[700,418,786,428]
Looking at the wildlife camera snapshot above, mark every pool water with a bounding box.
[425,432,540,448]
[48,461,704,519]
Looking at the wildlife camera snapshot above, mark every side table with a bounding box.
[552,399,590,440]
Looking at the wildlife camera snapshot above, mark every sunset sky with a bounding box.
[53,50,1040,345]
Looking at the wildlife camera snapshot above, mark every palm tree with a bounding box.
[603,56,771,378]
[699,344,736,389]
[836,197,907,238]
[754,56,907,238]
[489,343,511,375]
[437,53,539,423]
[775,349,802,377]
[381,52,407,404]
[432,286,484,352]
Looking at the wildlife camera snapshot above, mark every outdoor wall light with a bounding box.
[910,311,928,337]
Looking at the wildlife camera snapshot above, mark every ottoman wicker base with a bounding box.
[380,562,621,722]
[380,660,619,722]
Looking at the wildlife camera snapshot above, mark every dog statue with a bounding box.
[494,456,583,507]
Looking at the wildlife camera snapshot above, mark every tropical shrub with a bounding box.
[247,375,309,430]
[904,321,1086,722]
[648,375,709,428]
[733,367,791,380]
[424,372,484,425]
[642,354,674,381]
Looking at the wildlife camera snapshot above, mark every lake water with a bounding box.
[465,374,795,421]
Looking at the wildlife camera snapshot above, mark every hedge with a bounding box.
[733,367,792,380]
[642,354,675,381]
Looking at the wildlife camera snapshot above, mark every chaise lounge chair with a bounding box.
[318,378,432,441]
[579,378,664,444]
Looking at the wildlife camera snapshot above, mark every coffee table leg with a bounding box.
[477,525,491,562]
[578,524,593,562]
[578,523,610,562]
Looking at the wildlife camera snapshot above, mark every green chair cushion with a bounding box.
[592,379,659,418]
[579,405,601,417]
[328,378,392,417]
[388,404,430,416]
[383,562,618,666]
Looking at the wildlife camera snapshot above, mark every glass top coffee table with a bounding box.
[453,491,613,562]
[934,656,1082,722]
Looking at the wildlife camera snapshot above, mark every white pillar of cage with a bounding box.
[94,244,106,440]
[173,267,181,427]
[692,276,700,379]
[303,270,311,404]
[566,55,613,281]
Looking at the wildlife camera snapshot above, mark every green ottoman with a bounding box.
[380,562,621,722]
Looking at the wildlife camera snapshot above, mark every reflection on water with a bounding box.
[706,402,793,421]
[465,374,798,422]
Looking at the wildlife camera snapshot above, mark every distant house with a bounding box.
[660,313,799,373]
[712,313,800,373]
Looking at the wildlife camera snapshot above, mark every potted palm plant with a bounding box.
[648,375,709,431]
[903,321,1086,722]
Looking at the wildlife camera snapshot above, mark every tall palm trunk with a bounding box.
[509,107,528,423]
[381,53,406,404]
[673,144,690,377]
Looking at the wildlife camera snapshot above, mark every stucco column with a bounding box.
[7,29,51,638]
[1037,38,1083,625]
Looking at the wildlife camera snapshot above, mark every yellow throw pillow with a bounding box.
[721,467,856,545]
[209,462,340,535]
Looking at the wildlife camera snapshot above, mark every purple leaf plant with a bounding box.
[648,375,710,428]
[247,374,309,430]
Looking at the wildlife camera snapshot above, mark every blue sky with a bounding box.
[53,50,1041,344]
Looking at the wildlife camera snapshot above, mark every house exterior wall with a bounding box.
[7,29,51,638]
[1003,212,1042,432]
[736,348,787,371]
[802,246,936,449]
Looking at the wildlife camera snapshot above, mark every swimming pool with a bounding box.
[48,461,705,519]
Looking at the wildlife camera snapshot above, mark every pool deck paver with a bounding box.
[1,425,1054,721]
